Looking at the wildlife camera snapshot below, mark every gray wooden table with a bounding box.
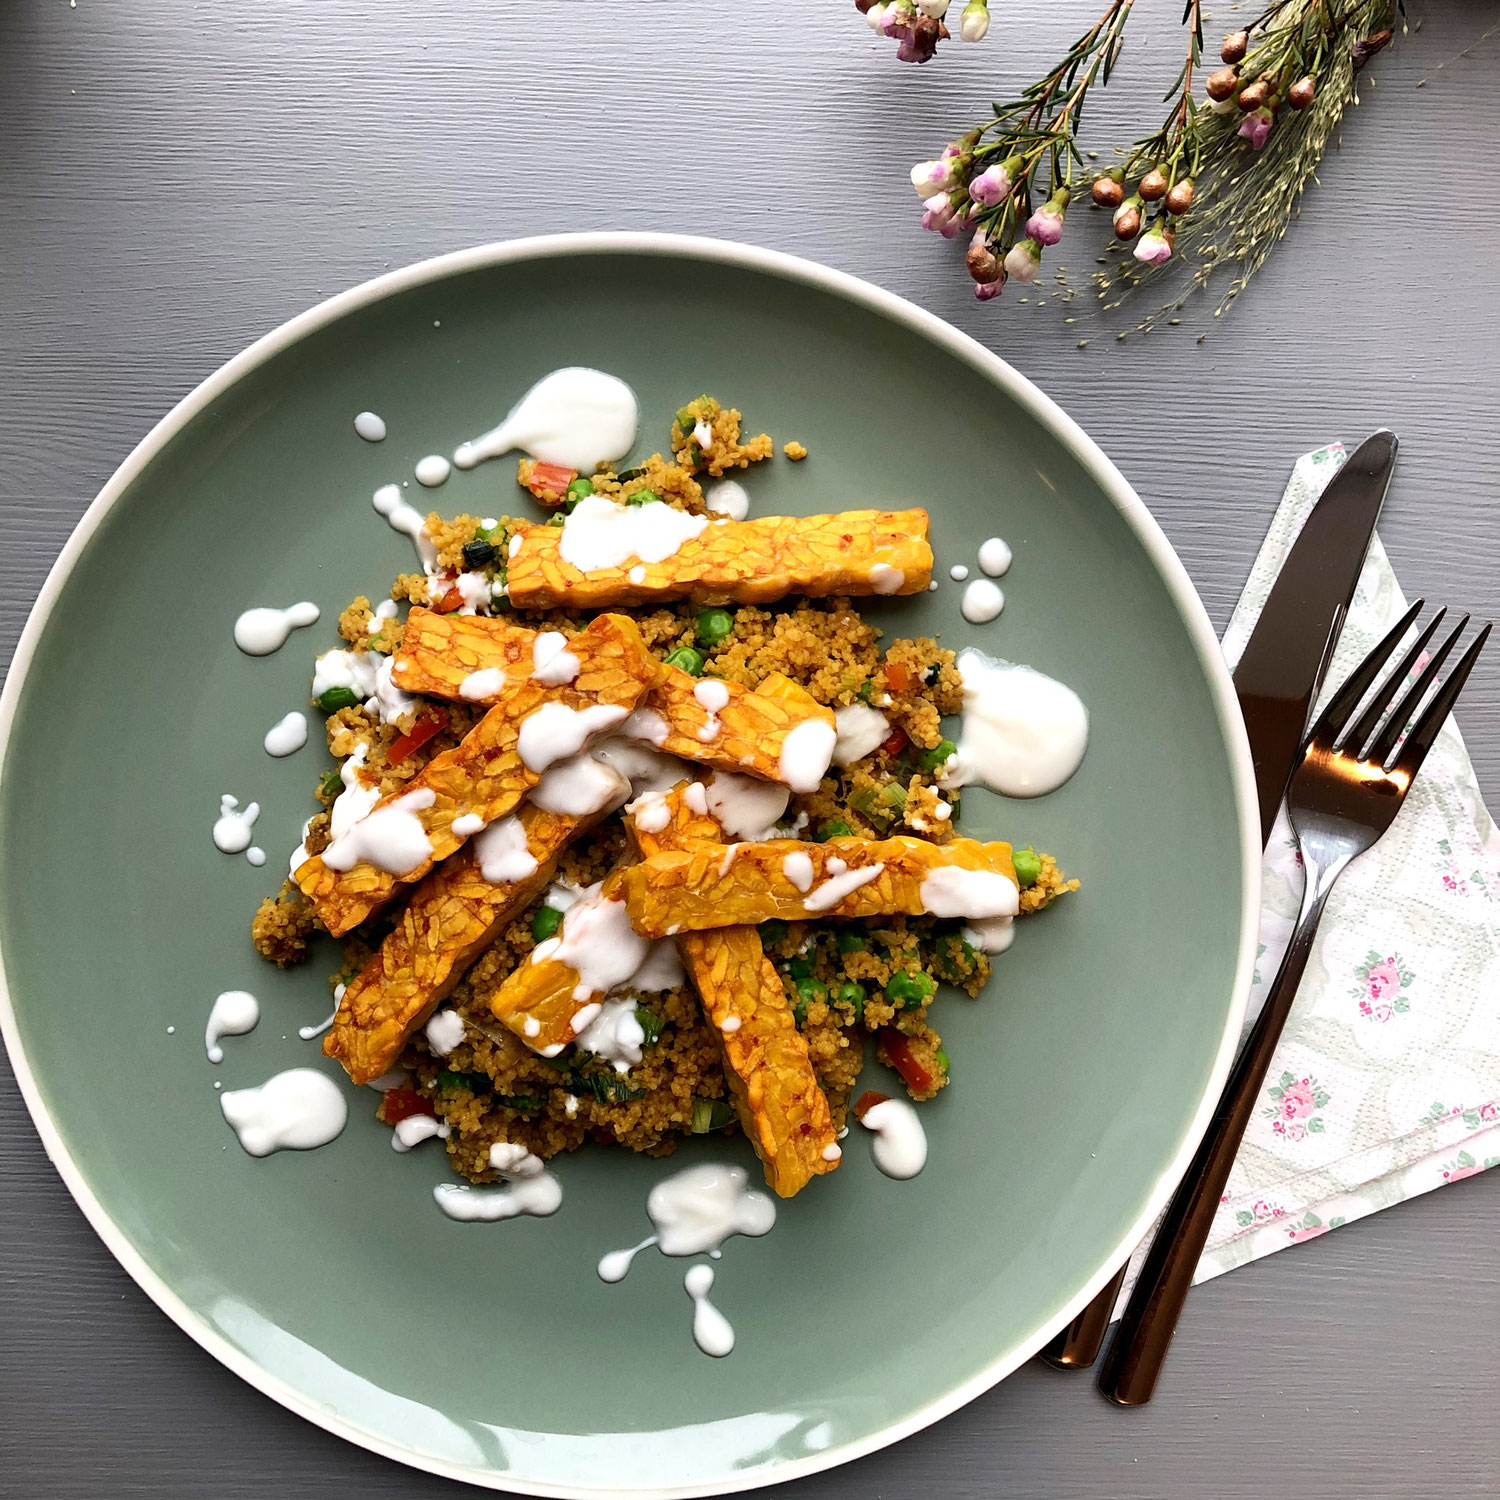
[3,2,1498,1495]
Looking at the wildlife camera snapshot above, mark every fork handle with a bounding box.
[1096,851,1348,1405]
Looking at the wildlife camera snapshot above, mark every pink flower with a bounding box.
[968,162,1013,208]
[911,158,955,196]
[1444,1162,1482,1183]
[1280,1078,1317,1121]
[1366,957,1400,1001]
[1134,223,1173,265]
[1003,236,1041,283]
[974,279,1003,301]
[920,192,955,234]
[1238,107,1274,150]
[1286,1223,1330,1243]
[1480,1103,1498,1122]
[1026,202,1065,246]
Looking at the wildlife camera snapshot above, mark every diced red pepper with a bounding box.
[387,714,444,765]
[853,1090,890,1122]
[880,727,909,757]
[878,1030,934,1094]
[884,661,913,694]
[523,459,578,502]
[377,1088,436,1125]
[433,581,465,614]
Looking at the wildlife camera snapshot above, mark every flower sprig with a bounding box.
[884,0,1401,319]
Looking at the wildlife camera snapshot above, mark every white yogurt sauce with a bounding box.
[472,815,539,884]
[619,706,670,748]
[558,494,708,574]
[978,536,1013,576]
[354,411,387,442]
[459,666,507,701]
[433,1141,563,1221]
[372,483,439,570]
[831,703,889,767]
[777,717,837,794]
[628,791,672,835]
[425,1007,466,1057]
[594,740,693,801]
[860,1097,928,1179]
[451,813,485,836]
[704,478,750,520]
[531,631,581,686]
[530,755,629,817]
[964,914,1016,954]
[321,788,435,874]
[693,678,730,742]
[870,564,905,595]
[212,794,260,856]
[204,990,259,1063]
[392,1114,450,1152]
[961,578,1005,624]
[532,884,651,1001]
[939,650,1089,797]
[574,997,646,1073]
[684,1264,735,1357]
[220,1069,348,1156]
[949,564,969,582]
[328,744,380,839]
[263,711,308,758]
[782,850,814,893]
[371,655,419,726]
[919,865,1019,919]
[452,368,638,473]
[297,1005,337,1040]
[517,702,629,772]
[805,859,884,912]
[597,1161,776,1282]
[704,771,788,841]
[234,601,319,656]
[414,454,451,488]
[367,598,399,634]
[312,647,378,702]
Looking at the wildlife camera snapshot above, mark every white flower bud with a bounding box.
[917,0,950,15]
[959,0,989,41]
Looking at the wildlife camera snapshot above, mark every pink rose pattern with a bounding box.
[1262,1070,1331,1141]
[1234,1198,1287,1229]
[1284,1209,1346,1243]
[1421,1100,1499,1132]
[1351,949,1414,1022]
[1434,836,1491,898]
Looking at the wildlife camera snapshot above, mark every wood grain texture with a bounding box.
[2,0,1498,1494]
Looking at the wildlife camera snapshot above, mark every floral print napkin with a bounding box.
[1115,444,1500,1307]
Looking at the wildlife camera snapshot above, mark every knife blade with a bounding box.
[1038,428,1397,1372]
[1233,428,1399,843]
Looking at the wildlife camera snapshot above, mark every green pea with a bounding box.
[793,976,827,1023]
[935,1049,950,1074]
[761,919,788,949]
[835,929,867,955]
[834,981,866,1021]
[884,970,935,1007]
[696,607,735,647]
[857,679,874,704]
[664,646,704,676]
[817,819,852,842]
[1012,847,1042,888]
[565,476,594,503]
[316,686,359,714]
[918,738,957,772]
[532,905,563,942]
[626,487,662,507]
[788,955,815,981]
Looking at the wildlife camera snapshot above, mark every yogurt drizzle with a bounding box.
[684,1264,735,1357]
[220,1069,349,1156]
[263,711,308,758]
[860,1097,928,1179]
[234,602,319,657]
[433,1142,563,1222]
[453,368,639,473]
[353,411,387,442]
[204,990,259,1062]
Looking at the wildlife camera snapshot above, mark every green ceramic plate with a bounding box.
[0,235,1258,1496]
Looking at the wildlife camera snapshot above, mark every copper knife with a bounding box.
[1039,429,1398,1373]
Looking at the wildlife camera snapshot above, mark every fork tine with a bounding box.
[1366,614,1469,763]
[1307,598,1424,746]
[1343,608,1446,756]
[1391,623,1491,781]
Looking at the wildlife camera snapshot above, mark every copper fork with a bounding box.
[1097,600,1491,1405]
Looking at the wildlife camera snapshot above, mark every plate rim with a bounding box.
[0,230,1260,1497]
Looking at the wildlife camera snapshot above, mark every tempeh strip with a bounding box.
[391,610,835,786]
[620,835,1019,936]
[323,798,618,1085]
[628,782,838,1198]
[505,506,933,609]
[295,612,659,935]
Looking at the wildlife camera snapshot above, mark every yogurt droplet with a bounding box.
[220,1069,348,1156]
[414,454,451,488]
[960,578,1004,624]
[703,478,750,521]
[860,1097,928,1179]
[684,1264,735,1357]
[978,537,1013,576]
[372,484,438,570]
[233,602,319,656]
[453,368,638,473]
[353,411,387,442]
[949,563,969,582]
[212,794,260,856]
[263,711,308,757]
[204,990,259,1063]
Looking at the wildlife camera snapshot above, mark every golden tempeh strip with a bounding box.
[632,785,838,1198]
[481,871,633,1052]
[322,802,610,1085]
[391,611,833,784]
[295,613,659,936]
[620,835,1018,936]
[505,508,934,609]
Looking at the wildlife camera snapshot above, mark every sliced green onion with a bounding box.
[817,819,851,842]
[317,767,343,799]
[690,1097,736,1133]
[626,487,662,507]
[637,1007,664,1046]
[917,738,957,772]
